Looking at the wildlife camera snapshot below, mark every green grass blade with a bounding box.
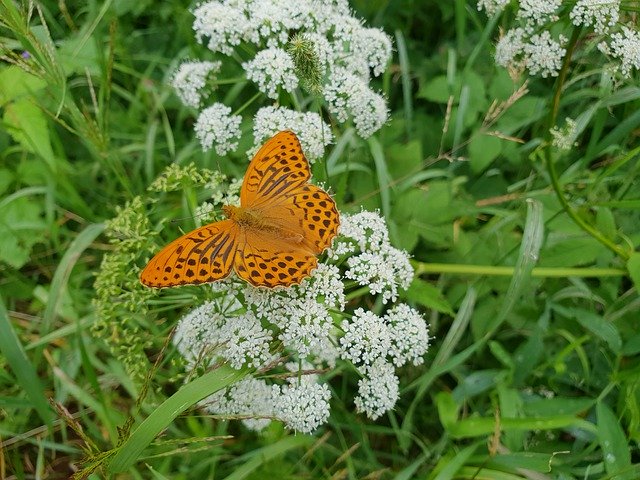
[367,136,391,218]
[394,29,412,136]
[107,365,249,473]
[0,295,54,425]
[41,223,105,337]
[223,435,315,480]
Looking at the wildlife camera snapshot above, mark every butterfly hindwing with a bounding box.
[241,130,311,208]
[140,220,238,287]
[233,229,318,288]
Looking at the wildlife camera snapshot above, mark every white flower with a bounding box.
[339,308,391,367]
[218,310,274,369]
[385,304,430,367]
[277,297,333,357]
[477,0,509,15]
[331,211,413,303]
[274,381,331,433]
[517,0,561,25]
[192,2,248,55]
[550,117,579,151]
[243,47,299,99]
[172,61,221,108]
[570,0,620,34]
[194,103,241,155]
[495,28,526,68]
[324,68,388,137]
[173,301,223,366]
[253,106,333,162]
[354,359,399,420]
[523,31,567,78]
[201,377,275,431]
[599,27,640,77]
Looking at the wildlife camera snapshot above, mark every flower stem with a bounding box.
[544,27,629,261]
[413,262,626,278]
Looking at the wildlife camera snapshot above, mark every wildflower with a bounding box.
[550,118,579,151]
[331,211,413,303]
[386,304,431,367]
[523,31,567,78]
[252,106,332,162]
[477,0,510,15]
[172,61,221,108]
[517,0,561,26]
[570,0,620,34]
[192,2,247,55]
[495,28,526,69]
[274,381,332,433]
[194,103,241,155]
[354,359,399,420]
[243,47,299,99]
[324,68,388,138]
[599,26,640,77]
[201,377,275,431]
[339,308,391,368]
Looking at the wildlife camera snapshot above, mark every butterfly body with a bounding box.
[140,131,339,289]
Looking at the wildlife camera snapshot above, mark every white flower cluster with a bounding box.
[476,0,509,15]
[330,211,414,304]
[252,106,332,162]
[494,25,567,78]
[194,103,242,156]
[182,0,391,141]
[481,0,640,79]
[172,61,221,108]
[243,47,299,99]
[599,26,640,78]
[550,117,579,151]
[339,305,429,419]
[570,0,620,35]
[173,208,429,433]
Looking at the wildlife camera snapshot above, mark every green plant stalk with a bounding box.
[414,262,626,278]
[544,27,629,261]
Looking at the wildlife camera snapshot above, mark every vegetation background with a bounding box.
[1,0,639,478]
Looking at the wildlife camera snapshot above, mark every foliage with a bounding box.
[1,0,639,479]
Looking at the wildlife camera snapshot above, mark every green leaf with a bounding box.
[469,134,502,173]
[418,75,450,103]
[570,308,622,354]
[0,66,46,103]
[404,278,453,315]
[436,391,459,430]
[3,98,56,169]
[597,402,632,479]
[627,252,640,293]
[0,196,46,268]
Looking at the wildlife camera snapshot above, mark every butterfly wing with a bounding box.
[259,183,340,254]
[241,130,311,208]
[140,220,239,287]
[233,228,318,288]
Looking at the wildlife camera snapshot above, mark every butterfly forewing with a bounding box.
[140,220,238,287]
[241,130,311,208]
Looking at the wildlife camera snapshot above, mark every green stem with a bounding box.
[544,27,629,261]
[233,92,261,117]
[414,262,626,278]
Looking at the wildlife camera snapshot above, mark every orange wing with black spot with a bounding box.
[140,220,238,287]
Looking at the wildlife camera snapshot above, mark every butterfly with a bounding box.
[140,130,340,288]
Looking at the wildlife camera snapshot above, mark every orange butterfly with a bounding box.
[140,130,339,288]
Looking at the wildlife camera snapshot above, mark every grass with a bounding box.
[1,0,640,479]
